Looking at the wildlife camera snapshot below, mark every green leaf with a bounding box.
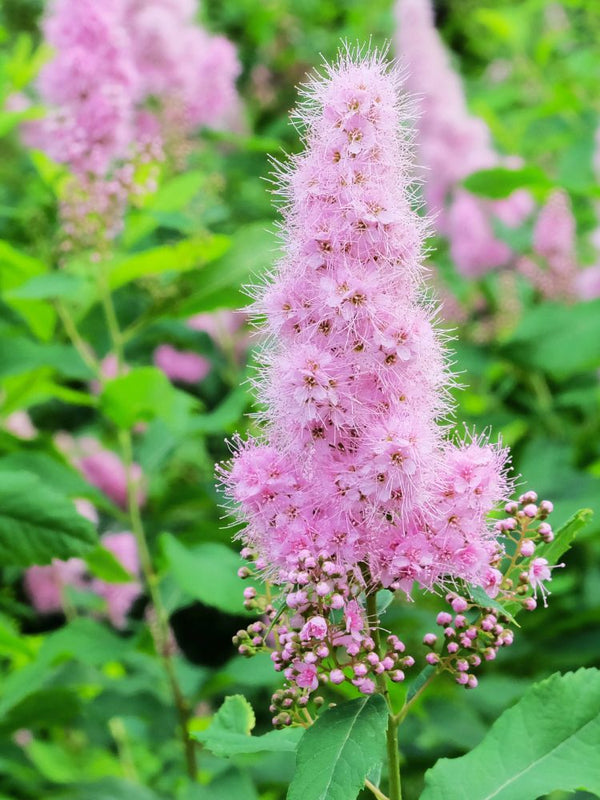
[161,535,252,616]
[407,664,437,704]
[539,508,593,567]
[100,367,198,430]
[108,235,230,290]
[174,222,275,315]
[0,336,92,380]
[0,240,55,339]
[179,769,259,800]
[0,451,112,511]
[7,272,88,300]
[41,617,129,665]
[463,166,551,199]
[503,300,600,378]
[55,779,162,800]
[0,471,97,566]
[84,545,133,583]
[193,695,302,756]
[287,695,388,800]
[468,585,519,627]
[421,668,600,800]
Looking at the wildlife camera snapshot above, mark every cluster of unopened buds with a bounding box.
[233,549,415,727]
[423,491,558,690]
[59,137,163,259]
[233,492,560,723]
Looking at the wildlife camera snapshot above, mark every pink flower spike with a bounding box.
[153,344,210,384]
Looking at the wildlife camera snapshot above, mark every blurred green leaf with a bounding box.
[288,695,387,800]
[503,300,600,378]
[463,166,551,199]
[84,545,133,583]
[108,235,231,290]
[100,367,198,430]
[0,471,97,566]
[174,222,275,315]
[161,534,251,616]
[421,669,600,799]
[7,272,89,300]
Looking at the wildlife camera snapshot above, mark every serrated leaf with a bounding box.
[540,508,593,566]
[161,534,253,616]
[421,668,600,800]
[0,471,97,566]
[192,694,303,757]
[287,695,388,800]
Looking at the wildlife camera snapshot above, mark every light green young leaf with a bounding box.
[100,367,198,430]
[192,695,303,757]
[108,235,230,289]
[0,240,55,339]
[287,695,388,800]
[0,471,97,566]
[421,668,600,800]
[463,165,552,199]
[7,272,88,300]
[161,534,253,616]
[468,585,519,627]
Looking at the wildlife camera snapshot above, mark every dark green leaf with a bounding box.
[287,695,388,800]
[539,508,593,566]
[0,471,97,566]
[503,300,600,378]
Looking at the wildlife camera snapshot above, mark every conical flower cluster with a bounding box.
[222,50,510,598]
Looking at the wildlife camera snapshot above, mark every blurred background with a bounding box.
[0,1,599,798]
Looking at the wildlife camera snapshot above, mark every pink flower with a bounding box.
[153,344,210,384]
[222,50,511,609]
[76,443,145,509]
[300,616,329,641]
[4,411,37,440]
[92,532,142,628]
[576,265,600,300]
[293,660,319,691]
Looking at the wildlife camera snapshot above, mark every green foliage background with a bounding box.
[0,1,599,799]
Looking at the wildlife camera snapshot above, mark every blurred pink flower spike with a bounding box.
[153,344,211,384]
